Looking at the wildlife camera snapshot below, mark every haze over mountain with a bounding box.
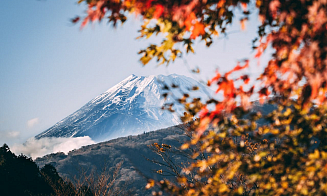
[35,74,212,142]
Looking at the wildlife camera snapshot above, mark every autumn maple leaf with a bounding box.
[259,87,270,104]
[217,0,226,8]
[190,22,205,39]
[210,71,221,85]
[269,0,280,18]
[184,12,196,31]
[153,4,164,19]
[308,74,323,100]
[71,17,80,23]
[226,60,249,77]
[146,0,154,8]
[216,77,236,98]
[239,75,250,84]
[198,106,209,118]
[240,18,248,31]
[81,17,89,29]
[241,2,247,11]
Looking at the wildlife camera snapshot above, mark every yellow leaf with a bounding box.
[145,179,155,189]
[306,166,316,172]
[281,182,288,189]
[309,149,320,160]
[219,184,228,193]
[238,186,244,194]
[283,108,292,116]
[271,129,279,135]
[181,143,189,150]
[254,155,261,162]
[218,132,226,138]
[140,56,151,65]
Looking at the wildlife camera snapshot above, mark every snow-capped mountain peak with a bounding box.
[35,74,212,142]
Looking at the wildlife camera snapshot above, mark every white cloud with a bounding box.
[6,131,20,138]
[11,136,96,159]
[27,118,39,128]
[0,130,21,147]
[0,131,20,139]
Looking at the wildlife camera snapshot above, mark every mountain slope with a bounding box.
[35,125,191,196]
[35,74,212,142]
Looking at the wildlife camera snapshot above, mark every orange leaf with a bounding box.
[197,117,210,136]
[190,22,205,39]
[217,0,226,8]
[226,60,249,77]
[210,71,221,84]
[184,12,196,31]
[209,103,224,119]
[216,79,235,98]
[241,2,247,11]
[239,75,250,84]
[240,94,251,110]
[318,91,325,104]
[254,49,262,59]
[80,17,89,29]
[269,0,280,18]
[240,18,248,31]
[199,106,209,118]
[308,74,322,99]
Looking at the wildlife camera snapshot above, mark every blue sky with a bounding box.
[0,0,268,146]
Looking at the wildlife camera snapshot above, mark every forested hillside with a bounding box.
[35,124,191,195]
[0,144,77,196]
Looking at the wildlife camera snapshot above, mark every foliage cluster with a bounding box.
[0,144,76,196]
[72,0,327,195]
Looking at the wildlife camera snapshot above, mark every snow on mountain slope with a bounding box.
[35,74,213,142]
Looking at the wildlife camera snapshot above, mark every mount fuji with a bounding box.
[35,74,212,142]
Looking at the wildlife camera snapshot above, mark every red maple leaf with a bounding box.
[153,4,164,19]
[71,17,80,23]
[259,87,270,104]
[210,71,221,85]
[146,0,154,8]
[239,75,250,84]
[217,79,235,98]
